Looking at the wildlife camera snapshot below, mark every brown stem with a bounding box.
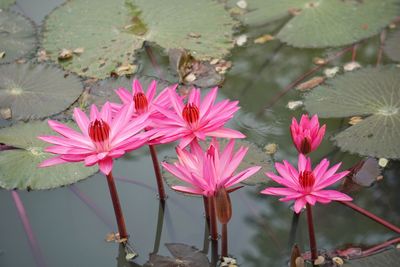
[209,196,218,241]
[221,223,228,257]
[106,172,128,239]
[351,44,358,62]
[339,201,400,234]
[362,237,400,257]
[148,144,167,201]
[306,204,318,263]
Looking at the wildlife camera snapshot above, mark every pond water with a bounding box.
[0,1,399,267]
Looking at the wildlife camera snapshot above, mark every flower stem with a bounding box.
[306,204,318,263]
[106,172,128,239]
[362,237,400,256]
[148,144,167,201]
[203,196,210,230]
[339,201,400,234]
[152,200,165,254]
[209,196,218,241]
[288,212,301,251]
[221,223,228,257]
[11,191,47,267]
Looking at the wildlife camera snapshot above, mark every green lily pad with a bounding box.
[87,76,170,107]
[344,248,400,267]
[304,66,400,158]
[42,0,235,79]
[384,29,400,62]
[0,63,83,120]
[162,139,271,197]
[0,10,37,63]
[228,0,400,48]
[0,0,15,9]
[0,121,97,190]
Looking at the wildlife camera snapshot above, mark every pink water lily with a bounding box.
[39,102,150,175]
[112,79,174,123]
[154,87,245,148]
[162,139,261,197]
[261,154,352,213]
[290,114,326,154]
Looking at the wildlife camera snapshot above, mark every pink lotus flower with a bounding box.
[261,154,352,213]
[154,87,245,148]
[290,114,326,154]
[112,79,175,122]
[39,102,150,175]
[162,139,261,196]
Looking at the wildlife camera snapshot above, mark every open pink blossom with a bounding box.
[39,102,151,175]
[154,87,245,148]
[162,139,261,197]
[290,114,326,154]
[261,154,352,213]
[112,79,175,122]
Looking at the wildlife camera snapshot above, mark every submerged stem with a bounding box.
[148,144,167,201]
[106,172,128,239]
[339,201,400,234]
[288,212,301,251]
[305,204,318,264]
[221,223,228,257]
[11,191,47,267]
[152,200,165,254]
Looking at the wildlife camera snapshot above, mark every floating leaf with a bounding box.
[343,248,400,267]
[0,63,83,120]
[42,0,235,79]
[0,0,15,10]
[0,10,36,63]
[162,139,272,195]
[0,121,97,190]
[87,76,170,107]
[384,29,400,62]
[228,0,400,48]
[143,243,209,267]
[304,66,400,158]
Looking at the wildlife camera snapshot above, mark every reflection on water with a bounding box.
[0,0,399,267]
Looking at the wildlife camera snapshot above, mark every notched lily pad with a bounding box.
[384,29,400,62]
[304,66,400,158]
[228,0,400,48]
[0,63,83,120]
[0,10,37,63]
[162,139,272,196]
[0,121,97,190]
[143,243,209,267]
[42,0,235,79]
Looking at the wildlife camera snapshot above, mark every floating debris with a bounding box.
[287,100,303,110]
[188,32,201,38]
[184,73,196,83]
[288,7,302,16]
[235,34,248,46]
[344,61,361,72]
[313,57,327,65]
[332,257,344,266]
[0,51,5,59]
[295,256,305,267]
[264,143,278,155]
[112,63,137,76]
[37,50,49,62]
[324,66,340,78]
[210,58,220,65]
[73,47,84,54]
[0,107,11,119]
[254,34,274,44]
[296,76,325,91]
[378,158,389,168]
[314,255,325,265]
[348,116,363,125]
[58,48,73,60]
[236,0,247,9]
[220,256,237,267]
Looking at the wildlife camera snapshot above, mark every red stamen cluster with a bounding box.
[133,92,149,114]
[88,119,110,143]
[182,103,200,125]
[299,171,315,192]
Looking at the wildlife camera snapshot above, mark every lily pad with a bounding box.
[0,0,15,9]
[304,66,400,158]
[143,243,209,267]
[87,76,170,107]
[228,0,400,48]
[162,139,272,196]
[0,63,83,120]
[384,29,400,62]
[0,10,37,63]
[0,121,97,190]
[42,0,235,79]
[344,248,400,267]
